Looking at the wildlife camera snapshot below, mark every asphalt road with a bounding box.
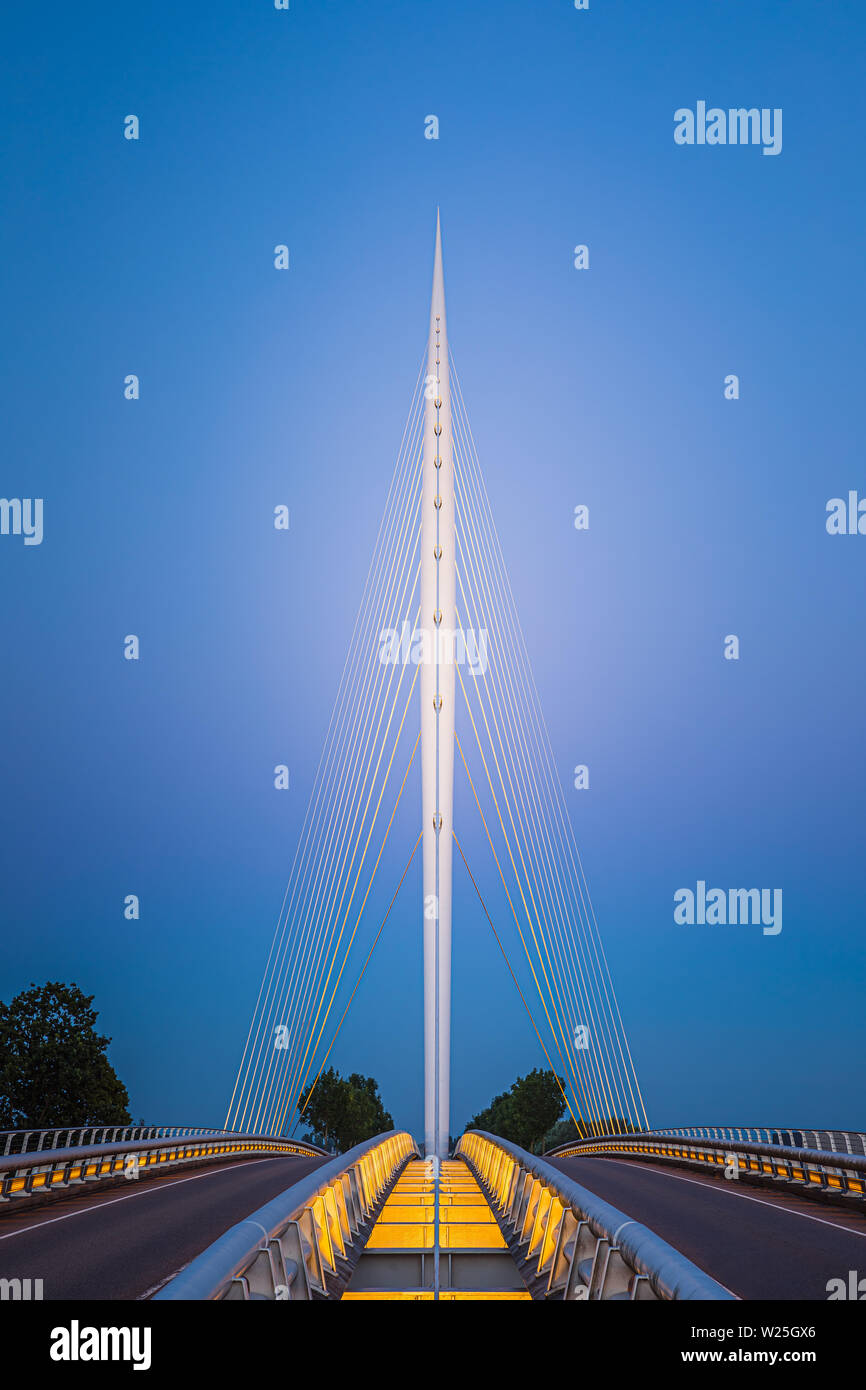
[0,1154,326,1300]
[548,1153,866,1299]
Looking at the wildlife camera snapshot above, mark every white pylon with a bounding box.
[421,211,455,1159]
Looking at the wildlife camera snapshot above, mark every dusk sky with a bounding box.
[2,0,864,1139]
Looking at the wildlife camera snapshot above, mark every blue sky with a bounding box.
[1,0,864,1137]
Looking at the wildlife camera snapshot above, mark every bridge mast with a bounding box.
[421,212,455,1159]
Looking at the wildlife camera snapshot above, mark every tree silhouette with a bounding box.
[297,1067,393,1152]
[0,982,131,1129]
[466,1068,565,1153]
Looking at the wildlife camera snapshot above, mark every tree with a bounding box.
[542,1117,582,1152]
[0,982,131,1129]
[466,1068,565,1153]
[542,1115,642,1152]
[465,1088,514,1141]
[297,1067,393,1152]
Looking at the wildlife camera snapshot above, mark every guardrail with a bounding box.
[0,1124,233,1158]
[0,1130,328,1209]
[546,1131,866,1202]
[155,1130,418,1300]
[458,1131,735,1301]
[642,1126,866,1157]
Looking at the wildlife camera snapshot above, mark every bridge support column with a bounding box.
[421,212,455,1160]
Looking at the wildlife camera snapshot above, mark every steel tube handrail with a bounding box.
[544,1130,866,1205]
[642,1126,866,1153]
[0,1124,233,1157]
[0,1130,329,1209]
[459,1130,735,1300]
[0,1131,326,1176]
[546,1131,866,1173]
[156,1129,419,1301]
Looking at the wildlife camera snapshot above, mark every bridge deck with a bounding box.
[342,1158,531,1300]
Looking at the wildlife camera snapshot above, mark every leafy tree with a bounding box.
[297,1067,393,1152]
[586,1115,640,1138]
[542,1117,582,1151]
[466,1068,565,1153]
[467,1088,514,1141]
[542,1114,643,1152]
[0,982,131,1128]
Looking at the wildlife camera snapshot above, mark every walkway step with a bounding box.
[342,1158,532,1300]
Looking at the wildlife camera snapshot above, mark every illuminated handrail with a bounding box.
[0,1130,327,1206]
[458,1131,734,1300]
[0,1124,233,1157]
[155,1130,419,1301]
[544,1131,866,1200]
[547,1126,866,1157]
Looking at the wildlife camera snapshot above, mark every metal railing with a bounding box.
[546,1126,866,1157]
[0,1130,327,1207]
[546,1131,866,1201]
[155,1130,418,1300]
[0,1124,232,1158]
[643,1126,866,1157]
[458,1131,734,1300]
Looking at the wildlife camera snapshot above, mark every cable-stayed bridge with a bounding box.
[223,211,647,1161]
[2,220,864,1305]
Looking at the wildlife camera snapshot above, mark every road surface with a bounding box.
[548,1153,866,1299]
[0,1154,326,1300]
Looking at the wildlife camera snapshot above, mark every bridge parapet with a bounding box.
[0,1129,327,1210]
[458,1131,734,1300]
[642,1126,866,1156]
[1,1123,233,1158]
[155,1130,419,1300]
[546,1131,866,1205]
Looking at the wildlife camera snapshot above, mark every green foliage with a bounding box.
[542,1114,643,1152]
[542,1116,583,1152]
[0,982,132,1129]
[585,1116,641,1137]
[466,1068,565,1154]
[297,1067,393,1152]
